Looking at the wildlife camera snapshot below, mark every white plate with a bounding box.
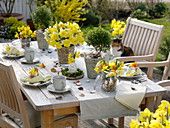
[2,52,24,58]
[47,85,71,93]
[20,79,52,87]
[20,58,39,64]
[119,74,143,79]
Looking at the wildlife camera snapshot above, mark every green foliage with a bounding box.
[61,68,84,77]
[135,3,148,11]
[91,0,127,22]
[31,6,52,30]
[130,9,150,19]
[4,17,18,26]
[79,9,101,27]
[86,27,111,52]
[159,37,170,61]
[130,2,168,19]
[152,3,168,18]
[0,17,26,39]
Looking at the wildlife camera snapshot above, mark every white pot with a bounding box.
[84,57,101,79]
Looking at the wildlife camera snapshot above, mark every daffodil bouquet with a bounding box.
[15,26,36,39]
[68,51,80,64]
[130,100,170,128]
[94,59,124,78]
[111,19,126,39]
[44,22,84,49]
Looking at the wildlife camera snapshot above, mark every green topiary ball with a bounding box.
[31,6,53,30]
[86,27,112,52]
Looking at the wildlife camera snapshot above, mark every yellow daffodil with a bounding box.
[15,26,36,39]
[68,51,81,64]
[44,22,84,49]
[130,100,170,128]
[129,119,139,128]
[6,45,11,51]
[111,19,126,39]
[149,120,164,128]
[29,67,38,76]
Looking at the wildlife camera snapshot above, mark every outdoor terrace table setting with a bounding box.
[0,41,167,128]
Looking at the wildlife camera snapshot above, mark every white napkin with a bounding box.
[21,75,52,83]
[115,81,146,110]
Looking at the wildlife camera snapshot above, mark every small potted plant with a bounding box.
[31,5,53,49]
[85,27,112,79]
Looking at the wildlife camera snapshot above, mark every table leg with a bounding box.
[155,96,162,110]
[118,117,124,128]
[41,110,54,128]
[145,97,155,112]
[108,118,114,125]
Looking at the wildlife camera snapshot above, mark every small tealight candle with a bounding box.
[86,80,90,83]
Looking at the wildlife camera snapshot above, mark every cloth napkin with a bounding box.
[4,47,23,55]
[115,81,146,110]
[21,75,52,83]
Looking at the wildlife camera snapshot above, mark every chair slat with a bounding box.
[122,17,164,60]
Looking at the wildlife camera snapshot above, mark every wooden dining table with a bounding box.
[0,41,167,128]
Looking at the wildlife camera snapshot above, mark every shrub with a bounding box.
[0,17,26,39]
[86,27,111,55]
[92,0,127,22]
[135,3,148,11]
[44,0,89,23]
[79,9,101,27]
[159,37,170,61]
[130,9,150,19]
[31,6,53,30]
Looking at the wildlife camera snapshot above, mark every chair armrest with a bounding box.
[137,61,169,68]
[114,54,154,62]
[156,80,170,87]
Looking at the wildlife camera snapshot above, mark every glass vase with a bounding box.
[21,38,31,49]
[101,77,117,92]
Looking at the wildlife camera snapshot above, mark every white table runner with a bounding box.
[68,78,138,120]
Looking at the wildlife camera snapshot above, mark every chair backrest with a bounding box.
[0,62,30,128]
[122,17,164,61]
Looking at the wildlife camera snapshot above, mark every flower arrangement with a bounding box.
[94,59,124,78]
[130,100,170,128]
[111,19,126,39]
[15,26,36,39]
[44,22,84,49]
[68,51,81,64]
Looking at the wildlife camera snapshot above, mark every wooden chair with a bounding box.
[109,17,164,127]
[115,17,164,79]
[137,52,170,109]
[0,61,78,128]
